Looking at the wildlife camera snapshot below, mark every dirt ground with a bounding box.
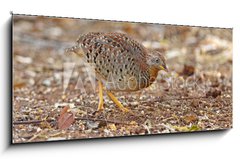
[12,15,232,143]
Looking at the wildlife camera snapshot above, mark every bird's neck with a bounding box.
[148,66,160,84]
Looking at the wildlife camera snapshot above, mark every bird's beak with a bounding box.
[160,65,168,72]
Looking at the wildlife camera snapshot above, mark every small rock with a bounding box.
[29,79,35,85]
[162,129,170,133]
[76,99,81,102]
[25,70,36,77]
[16,55,32,64]
[103,129,111,135]
[130,101,139,106]
[42,79,51,86]
[86,121,100,129]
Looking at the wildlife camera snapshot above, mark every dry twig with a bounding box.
[13,116,132,126]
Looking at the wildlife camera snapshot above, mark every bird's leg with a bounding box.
[106,91,130,113]
[97,81,104,111]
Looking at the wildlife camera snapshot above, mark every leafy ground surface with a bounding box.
[12,15,232,143]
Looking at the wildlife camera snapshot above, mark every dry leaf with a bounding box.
[58,106,75,130]
[172,125,201,132]
[60,106,69,116]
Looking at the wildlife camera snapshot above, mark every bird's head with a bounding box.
[147,50,168,73]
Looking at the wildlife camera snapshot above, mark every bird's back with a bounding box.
[76,32,151,91]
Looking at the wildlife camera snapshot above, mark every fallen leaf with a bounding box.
[188,125,201,131]
[172,125,201,132]
[172,125,189,132]
[57,106,75,130]
[60,106,69,116]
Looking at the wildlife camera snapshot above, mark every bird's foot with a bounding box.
[121,107,135,115]
[92,108,104,116]
[118,106,130,113]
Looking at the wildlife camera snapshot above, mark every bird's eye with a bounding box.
[155,59,159,63]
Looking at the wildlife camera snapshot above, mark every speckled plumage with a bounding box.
[70,32,166,92]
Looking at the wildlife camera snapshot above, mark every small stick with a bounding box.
[76,117,132,125]
[12,119,54,125]
[28,130,46,142]
[13,117,132,125]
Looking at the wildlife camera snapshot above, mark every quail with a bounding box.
[67,32,167,113]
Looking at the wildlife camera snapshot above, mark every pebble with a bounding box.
[130,101,139,106]
[16,55,32,64]
[42,79,51,86]
[76,99,81,102]
[86,121,100,129]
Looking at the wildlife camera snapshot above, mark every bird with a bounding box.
[67,32,167,113]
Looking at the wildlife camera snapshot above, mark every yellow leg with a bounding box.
[106,91,130,113]
[97,81,104,111]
